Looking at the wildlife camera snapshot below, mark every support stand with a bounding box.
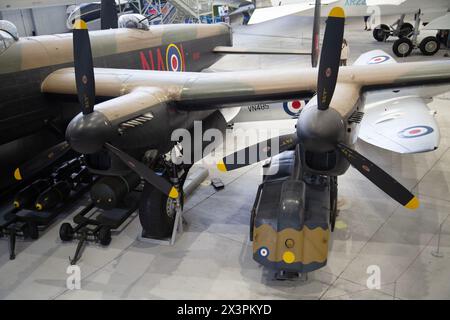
[431,221,444,258]
[70,230,88,265]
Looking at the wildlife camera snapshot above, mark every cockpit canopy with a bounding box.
[0,20,18,55]
[118,14,150,30]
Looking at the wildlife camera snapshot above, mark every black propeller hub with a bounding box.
[296,106,345,153]
[66,111,114,154]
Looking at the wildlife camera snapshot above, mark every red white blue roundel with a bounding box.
[259,247,269,257]
[283,100,303,116]
[398,126,434,139]
[368,55,390,64]
[166,44,184,72]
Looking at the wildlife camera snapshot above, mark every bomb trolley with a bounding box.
[0,158,94,259]
[60,190,140,265]
[0,172,93,260]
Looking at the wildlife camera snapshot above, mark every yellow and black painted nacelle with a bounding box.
[251,151,330,273]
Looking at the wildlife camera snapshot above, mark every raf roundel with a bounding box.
[398,126,434,139]
[283,100,303,116]
[368,55,390,64]
[259,247,269,257]
[166,44,184,72]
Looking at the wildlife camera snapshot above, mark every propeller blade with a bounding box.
[101,0,118,30]
[317,7,345,110]
[218,133,297,172]
[73,20,95,115]
[14,141,71,181]
[104,143,179,199]
[337,142,419,210]
[311,0,321,68]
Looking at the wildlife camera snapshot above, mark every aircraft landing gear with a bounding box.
[391,9,441,58]
[139,181,178,239]
[139,152,188,240]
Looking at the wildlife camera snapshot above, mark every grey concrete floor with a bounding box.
[1,15,450,299]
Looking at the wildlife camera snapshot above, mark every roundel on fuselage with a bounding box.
[166,44,184,72]
[398,126,434,139]
[283,100,304,116]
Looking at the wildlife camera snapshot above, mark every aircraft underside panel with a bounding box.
[252,151,330,273]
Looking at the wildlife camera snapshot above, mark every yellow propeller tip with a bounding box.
[13,201,20,208]
[405,197,420,210]
[35,203,43,211]
[329,7,345,18]
[169,187,179,199]
[73,19,88,30]
[217,160,227,172]
[14,168,22,181]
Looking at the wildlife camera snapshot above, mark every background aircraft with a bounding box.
[249,0,450,24]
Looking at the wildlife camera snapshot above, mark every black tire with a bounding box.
[98,226,112,246]
[139,181,176,239]
[59,222,74,241]
[373,24,389,42]
[393,38,413,57]
[398,22,413,38]
[24,221,39,240]
[419,36,440,56]
[329,176,338,232]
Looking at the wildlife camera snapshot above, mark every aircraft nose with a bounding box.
[66,111,114,154]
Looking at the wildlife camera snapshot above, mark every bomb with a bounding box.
[35,180,72,211]
[90,172,140,210]
[13,179,52,209]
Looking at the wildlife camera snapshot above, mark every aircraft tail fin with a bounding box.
[101,0,118,30]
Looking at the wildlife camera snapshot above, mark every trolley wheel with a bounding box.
[139,181,176,239]
[60,223,74,241]
[419,36,440,56]
[393,38,413,57]
[24,221,39,240]
[398,22,413,38]
[98,226,112,246]
[373,24,389,42]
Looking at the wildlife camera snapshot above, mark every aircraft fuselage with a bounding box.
[0,23,231,192]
